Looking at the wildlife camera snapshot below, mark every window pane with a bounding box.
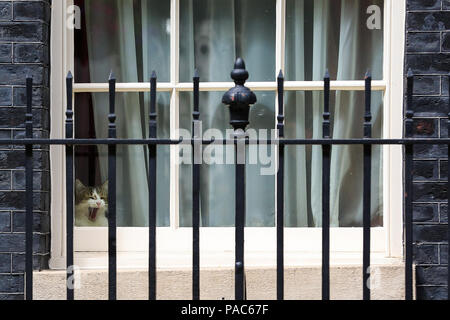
[284,90,384,227]
[74,92,170,227]
[74,0,171,82]
[179,0,276,82]
[179,91,276,227]
[285,0,384,81]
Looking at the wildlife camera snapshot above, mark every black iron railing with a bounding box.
[1,58,449,300]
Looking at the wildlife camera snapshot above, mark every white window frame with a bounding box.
[48,0,405,269]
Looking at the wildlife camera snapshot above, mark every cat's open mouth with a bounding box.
[88,207,99,221]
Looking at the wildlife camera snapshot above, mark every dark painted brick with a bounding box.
[407,12,450,31]
[443,32,450,52]
[0,65,47,86]
[12,129,50,151]
[12,211,49,233]
[0,150,49,170]
[0,2,12,21]
[0,129,10,140]
[406,54,450,75]
[0,43,11,63]
[414,244,439,264]
[440,119,448,138]
[441,245,448,264]
[14,44,48,64]
[0,22,48,42]
[413,119,438,137]
[413,160,438,181]
[11,253,47,273]
[0,233,24,252]
[413,224,448,243]
[414,144,447,159]
[13,87,49,108]
[0,191,49,211]
[0,253,11,273]
[0,210,10,232]
[439,160,447,181]
[0,294,24,301]
[0,170,10,189]
[416,286,448,300]
[0,275,23,293]
[414,203,439,222]
[408,0,442,10]
[407,33,441,53]
[412,76,441,94]
[0,233,48,254]
[413,182,447,202]
[440,204,448,223]
[0,87,11,106]
[0,129,11,150]
[443,75,449,96]
[12,170,50,192]
[13,1,50,22]
[410,96,449,116]
[0,107,49,129]
[416,266,448,285]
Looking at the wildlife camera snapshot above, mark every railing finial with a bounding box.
[223,58,256,131]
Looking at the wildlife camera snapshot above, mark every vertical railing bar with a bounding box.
[25,76,33,300]
[65,72,74,301]
[235,137,245,300]
[322,70,331,301]
[276,70,285,301]
[405,69,414,300]
[149,71,157,300]
[363,71,372,300]
[108,72,117,300]
[447,74,450,301]
[192,70,200,300]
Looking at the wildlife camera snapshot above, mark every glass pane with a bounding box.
[284,90,384,227]
[74,92,170,227]
[74,0,171,82]
[285,0,384,81]
[180,0,276,82]
[179,91,275,227]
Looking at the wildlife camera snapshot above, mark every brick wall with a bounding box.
[0,0,50,300]
[406,0,449,300]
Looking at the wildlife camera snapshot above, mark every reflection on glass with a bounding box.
[179,91,275,227]
[180,0,276,82]
[74,92,170,227]
[285,0,384,81]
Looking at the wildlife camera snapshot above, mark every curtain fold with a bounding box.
[84,0,170,227]
[285,0,383,227]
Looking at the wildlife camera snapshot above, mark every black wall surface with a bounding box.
[0,0,51,300]
[406,0,449,300]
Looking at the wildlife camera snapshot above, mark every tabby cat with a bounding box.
[75,179,108,227]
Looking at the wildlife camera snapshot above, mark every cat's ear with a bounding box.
[100,180,108,193]
[75,179,86,195]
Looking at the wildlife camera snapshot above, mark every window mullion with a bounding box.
[170,0,180,229]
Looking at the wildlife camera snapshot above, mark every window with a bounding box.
[49,0,406,269]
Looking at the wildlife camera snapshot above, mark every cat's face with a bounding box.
[75,179,108,222]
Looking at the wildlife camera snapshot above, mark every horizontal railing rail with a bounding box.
[4,59,449,301]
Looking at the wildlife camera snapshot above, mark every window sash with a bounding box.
[48,0,405,268]
[72,0,388,229]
